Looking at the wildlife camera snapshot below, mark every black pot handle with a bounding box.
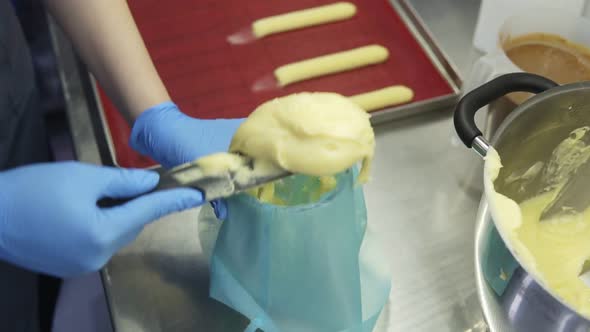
[454,73,558,149]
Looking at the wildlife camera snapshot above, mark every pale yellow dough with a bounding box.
[484,148,536,275]
[274,45,389,87]
[249,175,338,205]
[349,85,414,112]
[194,152,244,176]
[252,2,357,38]
[190,92,375,204]
[485,130,590,318]
[517,192,590,318]
[229,92,375,183]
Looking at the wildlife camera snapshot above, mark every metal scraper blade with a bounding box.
[97,154,292,207]
[540,155,590,221]
[167,154,292,201]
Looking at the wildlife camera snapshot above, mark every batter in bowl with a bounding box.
[485,127,590,317]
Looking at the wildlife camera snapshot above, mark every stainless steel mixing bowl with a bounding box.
[475,200,590,332]
[454,72,590,331]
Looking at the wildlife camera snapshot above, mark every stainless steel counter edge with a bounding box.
[47,15,103,166]
[47,14,119,330]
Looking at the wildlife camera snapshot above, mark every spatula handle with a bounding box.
[97,167,185,208]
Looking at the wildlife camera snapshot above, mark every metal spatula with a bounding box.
[97,154,291,207]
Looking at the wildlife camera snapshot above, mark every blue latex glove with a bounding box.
[0,162,203,277]
[129,101,244,168]
[130,101,242,219]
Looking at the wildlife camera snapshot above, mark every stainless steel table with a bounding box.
[49,0,487,330]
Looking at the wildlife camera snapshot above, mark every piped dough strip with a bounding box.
[274,45,389,87]
[349,85,414,112]
[252,2,357,38]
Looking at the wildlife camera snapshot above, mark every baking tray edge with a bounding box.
[369,0,463,125]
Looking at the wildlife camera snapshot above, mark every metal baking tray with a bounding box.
[89,0,462,168]
[375,0,462,123]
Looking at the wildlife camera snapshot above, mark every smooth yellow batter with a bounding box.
[484,148,534,267]
[229,92,375,183]
[190,92,375,204]
[194,153,245,176]
[518,192,590,317]
[248,174,338,205]
[485,130,590,317]
[349,85,414,112]
[274,45,389,87]
[252,2,357,38]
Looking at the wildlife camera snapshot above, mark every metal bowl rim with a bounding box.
[476,81,590,326]
[473,198,498,329]
[489,81,590,147]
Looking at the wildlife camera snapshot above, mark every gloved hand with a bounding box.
[0,162,203,277]
[129,101,244,168]
[130,101,243,219]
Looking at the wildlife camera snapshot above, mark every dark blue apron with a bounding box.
[0,0,52,330]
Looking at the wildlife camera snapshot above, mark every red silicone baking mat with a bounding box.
[97,0,454,168]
